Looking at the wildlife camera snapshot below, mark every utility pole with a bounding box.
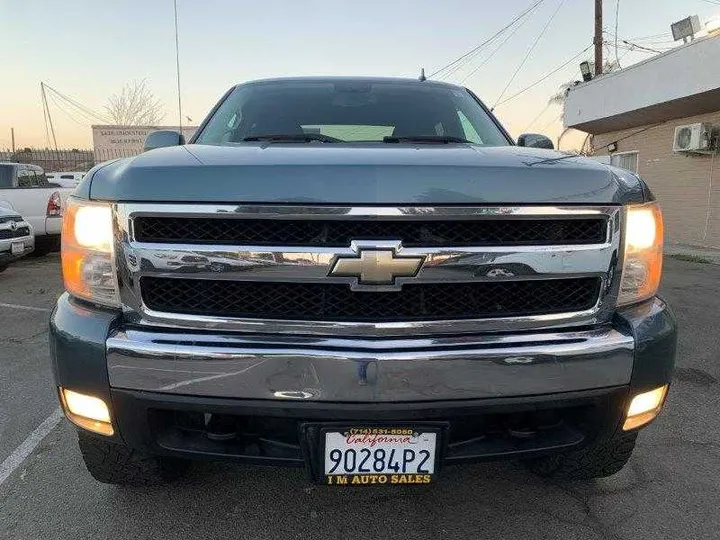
[40,83,59,154]
[594,0,603,76]
[10,128,15,152]
[173,0,183,134]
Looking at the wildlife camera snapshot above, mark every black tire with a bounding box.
[0,265,7,273]
[77,431,190,486]
[525,430,638,480]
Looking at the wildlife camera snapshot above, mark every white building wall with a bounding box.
[564,36,720,129]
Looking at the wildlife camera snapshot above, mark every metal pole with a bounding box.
[41,83,59,154]
[173,0,183,134]
[10,128,14,152]
[594,0,603,76]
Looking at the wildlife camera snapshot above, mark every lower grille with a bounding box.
[0,226,30,240]
[141,277,601,321]
[150,403,595,463]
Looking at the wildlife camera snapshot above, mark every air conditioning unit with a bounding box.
[673,123,713,153]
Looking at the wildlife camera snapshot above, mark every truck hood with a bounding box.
[85,143,647,205]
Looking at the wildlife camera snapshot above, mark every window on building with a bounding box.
[610,151,638,173]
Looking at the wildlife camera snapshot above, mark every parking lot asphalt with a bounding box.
[0,255,718,540]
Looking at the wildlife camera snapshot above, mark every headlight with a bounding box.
[618,202,663,306]
[61,198,120,307]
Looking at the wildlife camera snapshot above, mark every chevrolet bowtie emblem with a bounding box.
[329,249,425,286]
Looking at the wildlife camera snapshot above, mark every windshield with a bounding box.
[194,80,510,146]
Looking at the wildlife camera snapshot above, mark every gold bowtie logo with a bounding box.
[329,249,424,285]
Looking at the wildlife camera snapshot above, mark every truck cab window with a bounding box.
[0,165,14,188]
[17,169,35,188]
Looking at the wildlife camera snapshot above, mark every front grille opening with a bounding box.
[140,277,601,322]
[0,226,30,240]
[149,404,601,463]
[152,411,305,463]
[133,217,607,247]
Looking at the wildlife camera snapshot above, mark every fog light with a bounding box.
[60,388,114,436]
[623,385,668,431]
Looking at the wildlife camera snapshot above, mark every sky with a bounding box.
[1,0,719,151]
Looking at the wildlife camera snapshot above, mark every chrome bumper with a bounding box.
[107,327,634,402]
[0,232,35,262]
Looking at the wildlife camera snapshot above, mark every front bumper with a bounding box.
[50,293,676,462]
[0,234,35,265]
[105,326,636,401]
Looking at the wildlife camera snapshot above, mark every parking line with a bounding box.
[0,303,52,313]
[0,408,63,487]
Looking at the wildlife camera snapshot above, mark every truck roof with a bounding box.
[233,76,465,90]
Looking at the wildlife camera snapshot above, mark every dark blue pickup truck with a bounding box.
[51,77,675,486]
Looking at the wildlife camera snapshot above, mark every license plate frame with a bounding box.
[11,242,23,255]
[302,423,445,486]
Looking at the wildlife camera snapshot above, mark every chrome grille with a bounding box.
[116,204,622,337]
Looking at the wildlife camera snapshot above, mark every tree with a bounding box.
[105,79,166,126]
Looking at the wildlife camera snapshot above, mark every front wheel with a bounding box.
[77,431,190,486]
[525,430,637,480]
[0,265,7,273]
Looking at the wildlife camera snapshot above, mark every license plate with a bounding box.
[11,242,23,255]
[323,427,438,486]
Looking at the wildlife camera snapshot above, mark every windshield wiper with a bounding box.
[241,133,342,143]
[382,135,471,144]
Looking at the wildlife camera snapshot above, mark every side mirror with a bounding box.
[517,133,554,150]
[143,130,185,152]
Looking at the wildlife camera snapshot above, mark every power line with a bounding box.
[617,47,633,63]
[47,92,90,126]
[42,83,111,124]
[430,0,547,79]
[621,40,666,53]
[458,6,538,84]
[492,0,567,109]
[628,32,672,41]
[524,102,552,132]
[495,43,591,107]
[604,31,671,54]
[602,121,667,149]
[606,30,673,45]
[542,113,563,131]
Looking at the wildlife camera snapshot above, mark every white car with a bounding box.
[46,171,85,188]
[0,205,34,272]
[0,163,73,255]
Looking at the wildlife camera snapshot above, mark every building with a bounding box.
[564,35,720,248]
[92,125,197,163]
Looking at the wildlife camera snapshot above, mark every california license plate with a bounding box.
[11,242,23,255]
[323,427,438,486]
